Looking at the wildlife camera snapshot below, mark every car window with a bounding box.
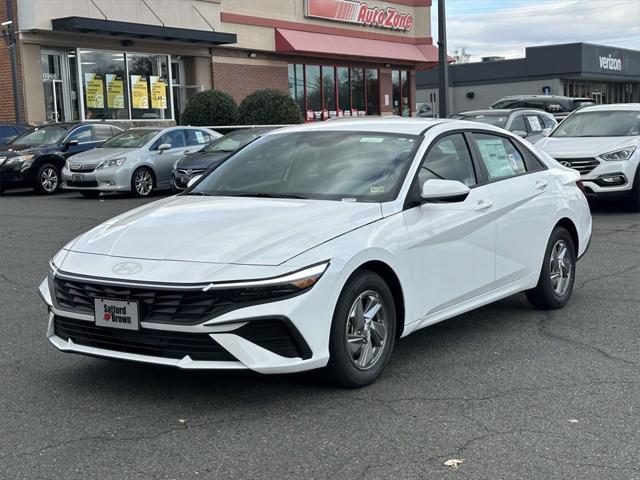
[93,124,116,141]
[524,114,543,133]
[187,130,213,146]
[0,126,17,143]
[156,130,187,149]
[508,115,527,133]
[541,115,556,129]
[472,133,527,181]
[66,126,93,143]
[418,134,477,188]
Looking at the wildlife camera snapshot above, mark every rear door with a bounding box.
[403,132,496,321]
[470,132,555,286]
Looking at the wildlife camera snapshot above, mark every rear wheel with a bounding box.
[526,226,576,310]
[326,270,396,388]
[34,164,60,194]
[131,167,154,197]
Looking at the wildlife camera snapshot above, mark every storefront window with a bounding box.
[288,64,305,116]
[392,70,411,117]
[392,70,401,115]
[401,70,410,116]
[366,69,379,116]
[128,53,170,120]
[322,66,336,117]
[337,67,350,113]
[305,65,321,121]
[351,68,365,114]
[79,50,128,120]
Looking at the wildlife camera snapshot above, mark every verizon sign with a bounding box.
[305,0,414,31]
[599,54,623,71]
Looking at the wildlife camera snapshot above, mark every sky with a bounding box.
[430,0,640,62]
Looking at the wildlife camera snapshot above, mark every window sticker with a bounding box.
[360,137,385,143]
[476,139,515,178]
[370,186,385,194]
[526,116,542,132]
[195,131,205,143]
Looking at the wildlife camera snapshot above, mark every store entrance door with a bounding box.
[592,91,603,104]
[41,50,76,122]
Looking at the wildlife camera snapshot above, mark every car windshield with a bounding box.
[190,131,420,202]
[203,129,264,153]
[551,110,640,137]
[458,114,508,128]
[102,129,160,148]
[10,125,70,146]
[491,100,516,109]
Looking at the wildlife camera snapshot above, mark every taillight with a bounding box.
[576,180,587,195]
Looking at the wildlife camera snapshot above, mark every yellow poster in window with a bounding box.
[130,75,149,109]
[106,74,124,109]
[150,76,167,109]
[84,73,104,109]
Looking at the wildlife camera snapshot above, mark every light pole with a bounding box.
[1,0,22,123]
[437,0,448,118]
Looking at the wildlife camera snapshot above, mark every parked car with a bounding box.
[40,117,592,387]
[490,95,594,121]
[536,103,640,210]
[0,123,31,146]
[416,103,435,118]
[450,108,557,143]
[0,123,122,194]
[62,126,221,198]
[172,127,277,191]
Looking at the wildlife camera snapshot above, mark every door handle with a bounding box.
[475,200,494,211]
[535,180,548,190]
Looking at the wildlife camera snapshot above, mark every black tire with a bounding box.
[326,270,397,388]
[34,163,61,194]
[526,226,576,310]
[629,165,640,213]
[80,191,100,199]
[131,167,155,197]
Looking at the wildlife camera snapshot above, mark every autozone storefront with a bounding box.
[214,0,438,120]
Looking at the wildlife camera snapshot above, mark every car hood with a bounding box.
[69,148,134,164]
[67,195,383,266]
[177,151,230,170]
[0,144,47,155]
[536,136,639,158]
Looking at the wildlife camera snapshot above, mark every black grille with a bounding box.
[70,165,97,172]
[53,277,302,325]
[235,319,312,359]
[555,158,600,175]
[66,179,99,187]
[54,316,236,361]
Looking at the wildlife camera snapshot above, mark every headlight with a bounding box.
[202,262,329,296]
[600,147,636,162]
[4,154,34,166]
[96,157,126,170]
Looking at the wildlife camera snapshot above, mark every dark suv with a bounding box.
[490,95,594,120]
[0,123,122,194]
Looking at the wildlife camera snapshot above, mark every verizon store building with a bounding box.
[0,0,438,126]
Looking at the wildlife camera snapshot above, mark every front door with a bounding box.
[403,132,496,322]
[41,50,76,122]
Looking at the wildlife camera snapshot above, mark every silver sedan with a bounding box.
[61,126,221,197]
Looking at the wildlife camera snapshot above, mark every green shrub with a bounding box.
[180,90,239,126]
[239,89,303,125]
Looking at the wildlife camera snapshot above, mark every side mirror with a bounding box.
[512,130,528,138]
[157,143,171,153]
[64,139,79,148]
[541,128,552,137]
[187,174,202,189]
[421,179,470,203]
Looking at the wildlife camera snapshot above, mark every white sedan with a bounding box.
[39,118,592,387]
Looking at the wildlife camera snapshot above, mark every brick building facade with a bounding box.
[1,0,438,126]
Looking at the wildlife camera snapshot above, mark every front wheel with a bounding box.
[326,270,396,388]
[526,226,576,310]
[131,167,155,197]
[34,164,60,194]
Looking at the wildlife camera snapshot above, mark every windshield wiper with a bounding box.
[183,191,211,196]
[225,192,308,199]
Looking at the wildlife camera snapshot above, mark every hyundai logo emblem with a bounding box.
[186,169,193,175]
[561,161,572,168]
[112,262,143,276]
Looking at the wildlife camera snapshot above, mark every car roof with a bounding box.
[496,95,584,101]
[571,103,640,113]
[460,108,553,116]
[269,117,448,136]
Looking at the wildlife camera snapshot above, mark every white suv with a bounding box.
[536,104,640,211]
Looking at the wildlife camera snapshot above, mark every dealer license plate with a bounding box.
[94,298,140,331]
[72,173,84,182]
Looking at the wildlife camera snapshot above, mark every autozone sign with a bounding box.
[305,0,414,31]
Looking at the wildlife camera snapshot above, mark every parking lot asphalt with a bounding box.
[1,190,639,480]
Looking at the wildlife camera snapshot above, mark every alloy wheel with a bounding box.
[550,239,572,296]
[134,170,153,196]
[345,290,388,370]
[40,167,59,193]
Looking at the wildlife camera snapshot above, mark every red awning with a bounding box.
[275,28,438,65]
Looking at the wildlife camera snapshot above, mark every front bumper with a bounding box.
[61,166,131,192]
[0,162,32,188]
[39,264,334,374]
[577,158,639,196]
